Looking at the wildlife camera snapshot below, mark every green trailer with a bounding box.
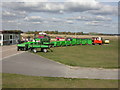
[17,36,94,53]
[71,38,77,45]
[43,42,54,47]
[65,41,71,46]
[61,41,66,46]
[17,42,36,51]
[51,41,57,47]
[56,41,61,47]
[35,38,50,43]
[17,42,51,53]
[29,44,50,53]
[76,39,81,45]
[79,39,82,45]
[51,41,61,47]
[59,41,63,46]
[87,39,92,45]
[81,39,87,45]
[17,37,52,52]
[75,38,92,45]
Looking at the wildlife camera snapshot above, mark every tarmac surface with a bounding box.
[1,45,119,79]
[1,45,24,59]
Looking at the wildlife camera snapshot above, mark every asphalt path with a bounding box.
[2,47,119,79]
[1,45,24,59]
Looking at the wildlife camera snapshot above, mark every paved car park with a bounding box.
[1,45,119,79]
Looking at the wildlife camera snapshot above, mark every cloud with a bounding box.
[65,20,74,24]
[2,11,16,17]
[2,0,117,34]
[2,0,117,15]
[2,2,64,13]
[97,0,119,2]
[66,15,112,21]
[24,16,63,23]
[31,22,41,24]
[50,17,61,22]
[85,20,113,27]
[88,4,118,15]
[2,0,48,2]
[85,21,102,26]
[64,0,100,12]
[6,20,16,23]
[67,16,87,21]
[94,15,112,21]
[24,16,44,22]
[2,10,27,20]
[3,0,119,2]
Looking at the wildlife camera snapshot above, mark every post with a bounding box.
[0,34,3,46]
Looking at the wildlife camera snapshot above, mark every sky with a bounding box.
[1,0,119,34]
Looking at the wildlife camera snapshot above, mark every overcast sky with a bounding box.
[1,0,119,34]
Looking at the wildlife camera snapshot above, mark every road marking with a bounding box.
[1,52,25,61]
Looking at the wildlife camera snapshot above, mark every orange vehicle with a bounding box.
[92,37,103,45]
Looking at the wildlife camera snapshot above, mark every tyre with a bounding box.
[24,47,27,51]
[25,44,28,51]
[21,48,24,51]
[49,45,53,48]
[30,48,33,51]
[43,49,47,53]
[17,47,19,51]
[33,49,37,53]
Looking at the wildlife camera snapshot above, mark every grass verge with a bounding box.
[37,38,119,68]
[2,73,118,88]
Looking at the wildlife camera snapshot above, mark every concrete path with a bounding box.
[2,52,119,80]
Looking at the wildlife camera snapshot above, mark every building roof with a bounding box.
[0,30,23,34]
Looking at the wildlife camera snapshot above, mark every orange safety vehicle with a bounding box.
[92,37,103,45]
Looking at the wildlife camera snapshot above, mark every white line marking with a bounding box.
[1,52,25,60]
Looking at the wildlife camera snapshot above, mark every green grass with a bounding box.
[2,73,118,88]
[37,39,119,68]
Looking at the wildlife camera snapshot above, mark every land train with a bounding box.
[17,37,109,53]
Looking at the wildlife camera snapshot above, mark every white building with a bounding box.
[0,30,21,46]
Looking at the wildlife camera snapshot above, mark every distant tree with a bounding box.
[54,30,58,34]
[3,30,23,34]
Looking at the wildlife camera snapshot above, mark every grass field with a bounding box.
[37,37,119,68]
[2,73,118,88]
